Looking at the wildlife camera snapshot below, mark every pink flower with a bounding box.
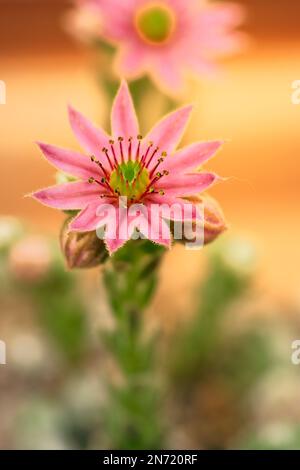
[79,0,245,93]
[32,81,224,254]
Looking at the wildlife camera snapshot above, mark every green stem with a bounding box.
[102,239,165,449]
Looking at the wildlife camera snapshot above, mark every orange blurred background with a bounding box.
[1,0,300,305]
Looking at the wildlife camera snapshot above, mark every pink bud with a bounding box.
[60,218,108,269]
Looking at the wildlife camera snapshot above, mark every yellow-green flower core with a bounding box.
[135,4,175,45]
[109,161,150,200]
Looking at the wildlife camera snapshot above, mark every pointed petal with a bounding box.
[138,213,171,249]
[111,81,139,141]
[152,56,185,94]
[31,181,103,210]
[104,207,131,255]
[69,200,111,232]
[68,106,109,159]
[155,172,220,197]
[164,141,223,173]
[146,195,203,223]
[201,3,245,28]
[144,105,193,160]
[91,0,136,39]
[150,215,172,248]
[37,142,101,180]
[115,46,146,78]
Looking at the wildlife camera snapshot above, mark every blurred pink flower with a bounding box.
[9,236,52,282]
[32,81,225,254]
[79,0,245,93]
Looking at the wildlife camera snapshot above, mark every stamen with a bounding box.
[149,157,165,177]
[145,146,159,169]
[89,176,110,192]
[118,137,125,163]
[128,137,133,161]
[99,162,110,179]
[137,172,163,201]
[135,135,142,162]
[109,140,119,167]
[100,194,117,199]
[102,147,114,171]
[90,156,110,179]
[140,141,153,166]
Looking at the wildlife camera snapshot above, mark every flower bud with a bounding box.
[60,219,108,269]
[172,195,227,247]
[201,196,227,245]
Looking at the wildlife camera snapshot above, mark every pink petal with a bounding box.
[115,45,146,78]
[31,181,103,210]
[111,80,139,142]
[187,52,219,78]
[148,214,172,248]
[201,3,245,28]
[146,195,203,223]
[37,142,101,180]
[144,105,193,159]
[164,141,223,173]
[138,213,171,249]
[152,56,185,94]
[104,207,131,255]
[155,172,219,197]
[90,0,136,40]
[68,106,109,159]
[69,200,112,232]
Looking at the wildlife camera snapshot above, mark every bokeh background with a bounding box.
[1,0,300,450]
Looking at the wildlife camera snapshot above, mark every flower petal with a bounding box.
[201,3,245,28]
[164,141,223,173]
[111,80,139,141]
[36,142,101,180]
[145,195,203,223]
[115,45,146,78]
[91,0,136,40]
[31,181,103,210]
[104,207,131,255]
[126,203,171,247]
[155,172,220,197]
[69,200,112,232]
[152,56,185,94]
[144,105,193,159]
[68,106,109,159]
[138,213,171,249]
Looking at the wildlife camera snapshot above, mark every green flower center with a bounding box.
[109,161,150,200]
[135,4,176,45]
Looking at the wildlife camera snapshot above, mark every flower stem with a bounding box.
[102,239,165,449]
